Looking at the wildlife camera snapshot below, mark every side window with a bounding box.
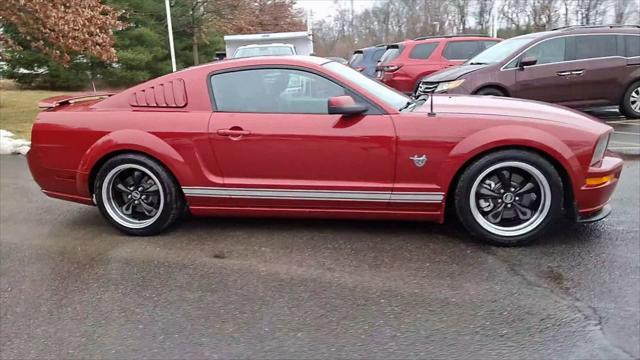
[211,68,347,114]
[574,35,617,60]
[443,41,483,60]
[522,37,566,65]
[625,35,640,57]
[409,43,438,59]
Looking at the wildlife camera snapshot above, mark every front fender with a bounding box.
[76,129,193,196]
[440,125,583,191]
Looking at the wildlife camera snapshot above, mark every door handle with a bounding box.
[557,70,584,77]
[217,128,251,137]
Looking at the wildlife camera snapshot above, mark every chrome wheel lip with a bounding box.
[102,164,164,229]
[470,161,552,237]
[630,88,640,112]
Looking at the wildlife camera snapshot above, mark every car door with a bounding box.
[512,37,574,103]
[558,34,629,107]
[206,67,396,209]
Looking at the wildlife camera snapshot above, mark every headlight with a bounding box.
[435,79,465,93]
[590,133,610,166]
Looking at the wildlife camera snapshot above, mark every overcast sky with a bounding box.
[296,0,378,22]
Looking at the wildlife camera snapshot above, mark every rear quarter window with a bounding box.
[443,41,484,60]
[409,43,439,59]
[625,35,640,57]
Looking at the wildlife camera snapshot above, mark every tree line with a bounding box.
[0,0,305,90]
[312,0,638,58]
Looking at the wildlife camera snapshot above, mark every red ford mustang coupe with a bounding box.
[28,56,622,246]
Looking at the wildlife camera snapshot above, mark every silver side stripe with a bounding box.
[182,187,444,203]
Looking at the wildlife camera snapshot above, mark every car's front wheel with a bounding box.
[454,150,564,246]
[620,81,640,119]
[94,153,184,236]
[475,87,506,97]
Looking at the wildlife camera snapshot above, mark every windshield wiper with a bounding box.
[468,61,488,65]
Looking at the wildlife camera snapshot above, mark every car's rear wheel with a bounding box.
[454,150,563,246]
[620,81,640,119]
[475,87,506,97]
[94,153,184,236]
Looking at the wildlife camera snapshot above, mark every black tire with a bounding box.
[454,150,564,246]
[619,81,640,119]
[94,153,184,236]
[475,87,506,97]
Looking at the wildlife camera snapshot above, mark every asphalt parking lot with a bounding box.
[587,108,640,155]
[1,114,639,359]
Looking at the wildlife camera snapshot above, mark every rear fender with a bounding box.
[76,129,192,196]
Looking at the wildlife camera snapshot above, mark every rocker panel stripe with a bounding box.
[182,187,444,203]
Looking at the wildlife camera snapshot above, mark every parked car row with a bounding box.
[375,35,501,94]
[350,25,640,118]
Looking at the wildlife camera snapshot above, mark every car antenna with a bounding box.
[428,93,436,117]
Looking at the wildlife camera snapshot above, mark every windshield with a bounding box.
[323,61,409,111]
[233,46,294,59]
[466,37,534,64]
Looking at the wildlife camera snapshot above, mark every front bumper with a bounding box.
[573,156,623,222]
[577,204,612,223]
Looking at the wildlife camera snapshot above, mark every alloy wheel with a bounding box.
[101,164,164,229]
[630,87,640,113]
[469,161,551,237]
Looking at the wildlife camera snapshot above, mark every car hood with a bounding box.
[422,64,487,82]
[412,94,610,132]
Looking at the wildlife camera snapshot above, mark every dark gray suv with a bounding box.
[415,25,640,118]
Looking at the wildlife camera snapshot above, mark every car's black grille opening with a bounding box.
[417,82,438,95]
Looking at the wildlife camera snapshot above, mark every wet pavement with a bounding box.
[586,108,640,155]
[1,154,638,359]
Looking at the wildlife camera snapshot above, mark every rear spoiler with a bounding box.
[38,92,115,109]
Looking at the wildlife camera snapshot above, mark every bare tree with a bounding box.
[574,0,608,24]
[475,0,496,33]
[449,0,471,33]
[529,0,560,30]
[501,0,529,30]
[612,0,635,23]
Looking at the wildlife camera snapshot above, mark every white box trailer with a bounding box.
[223,31,314,58]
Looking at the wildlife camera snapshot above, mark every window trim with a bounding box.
[207,64,386,115]
[500,33,639,71]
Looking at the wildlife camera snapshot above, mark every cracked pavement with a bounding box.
[1,155,639,359]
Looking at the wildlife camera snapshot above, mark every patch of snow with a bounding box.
[0,130,30,155]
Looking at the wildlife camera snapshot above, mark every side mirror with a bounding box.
[328,96,368,116]
[519,56,538,69]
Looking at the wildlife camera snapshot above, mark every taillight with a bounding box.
[382,64,402,72]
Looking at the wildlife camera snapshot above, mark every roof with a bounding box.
[185,56,331,73]
[224,31,312,42]
[509,26,640,42]
[236,43,295,49]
